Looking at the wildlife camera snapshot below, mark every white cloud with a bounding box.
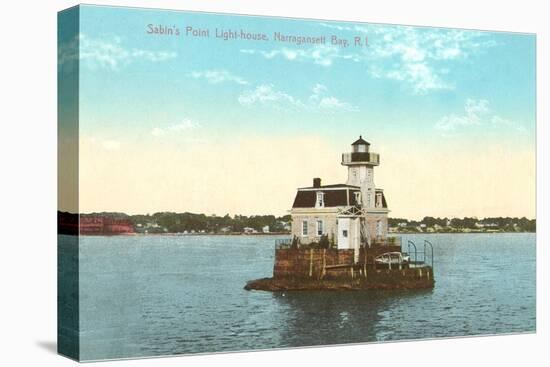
[383,62,453,93]
[465,98,490,115]
[312,83,328,95]
[365,26,496,93]
[238,84,304,109]
[318,97,356,111]
[240,45,359,67]
[318,23,369,34]
[189,70,248,85]
[435,98,526,134]
[309,83,359,112]
[318,23,353,32]
[59,34,177,70]
[170,120,201,131]
[241,24,496,94]
[491,115,527,133]
[435,99,489,132]
[129,49,177,62]
[151,119,200,137]
[239,83,358,112]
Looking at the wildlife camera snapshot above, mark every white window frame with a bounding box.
[376,193,382,208]
[302,220,308,236]
[315,192,325,208]
[376,220,383,236]
[316,220,323,236]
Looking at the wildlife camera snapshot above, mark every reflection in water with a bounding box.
[273,289,433,347]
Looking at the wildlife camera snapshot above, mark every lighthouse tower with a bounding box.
[342,136,379,207]
[341,136,389,245]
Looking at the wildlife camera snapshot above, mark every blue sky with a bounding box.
[59,5,536,217]
[74,5,536,142]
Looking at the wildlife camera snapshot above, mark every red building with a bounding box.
[102,217,135,234]
[81,216,134,235]
[79,216,105,234]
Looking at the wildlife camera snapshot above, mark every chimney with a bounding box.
[313,178,321,188]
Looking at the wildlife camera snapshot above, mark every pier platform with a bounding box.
[245,247,435,291]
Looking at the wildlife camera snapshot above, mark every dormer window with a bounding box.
[316,192,325,208]
[376,192,383,208]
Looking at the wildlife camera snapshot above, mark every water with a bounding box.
[60,233,535,361]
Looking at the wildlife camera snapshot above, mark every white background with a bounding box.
[0,0,547,365]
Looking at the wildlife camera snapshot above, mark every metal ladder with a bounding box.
[406,240,434,269]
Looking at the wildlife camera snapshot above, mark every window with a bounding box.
[376,220,383,236]
[316,192,325,208]
[376,193,382,207]
[317,220,323,236]
[342,230,348,238]
[302,220,308,236]
[354,192,362,205]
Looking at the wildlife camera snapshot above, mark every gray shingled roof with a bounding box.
[351,135,370,146]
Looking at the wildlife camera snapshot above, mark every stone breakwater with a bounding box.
[245,247,435,291]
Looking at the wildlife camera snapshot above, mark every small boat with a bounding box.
[374,251,410,265]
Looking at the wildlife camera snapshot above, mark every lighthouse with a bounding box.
[341,136,389,246]
[247,136,434,292]
[341,135,379,209]
[289,136,390,255]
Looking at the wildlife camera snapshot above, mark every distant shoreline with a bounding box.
[77,230,535,237]
[80,232,291,237]
[58,211,536,236]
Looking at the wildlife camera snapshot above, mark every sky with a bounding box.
[58,5,536,219]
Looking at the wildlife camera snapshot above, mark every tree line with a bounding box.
[388,216,536,232]
[83,212,292,233]
[82,212,535,233]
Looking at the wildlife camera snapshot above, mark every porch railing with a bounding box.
[275,238,292,249]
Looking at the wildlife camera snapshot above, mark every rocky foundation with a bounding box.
[245,267,434,291]
[245,247,435,291]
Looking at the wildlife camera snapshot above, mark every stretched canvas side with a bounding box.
[57,5,80,361]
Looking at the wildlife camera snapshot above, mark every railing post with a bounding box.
[424,240,427,264]
[424,240,434,272]
[309,248,313,277]
[407,240,417,268]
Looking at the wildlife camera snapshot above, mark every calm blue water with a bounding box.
[62,233,535,361]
